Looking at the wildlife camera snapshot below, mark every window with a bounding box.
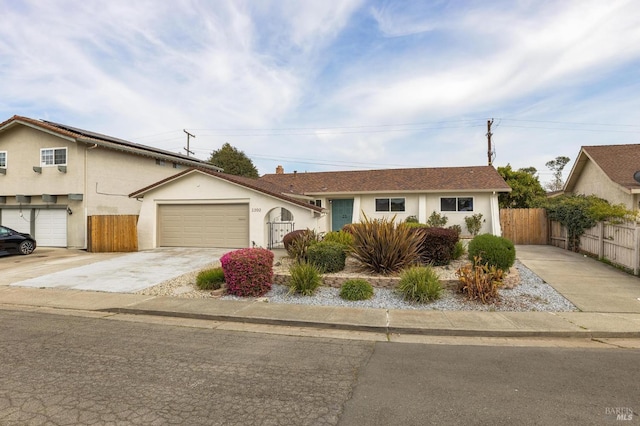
[440,197,474,212]
[40,148,67,166]
[0,151,6,168]
[281,208,293,221]
[309,199,322,208]
[375,197,405,212]
[156,159,166,166]
[172,162,181,169]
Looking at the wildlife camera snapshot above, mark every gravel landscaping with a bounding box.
[138,259,577,312]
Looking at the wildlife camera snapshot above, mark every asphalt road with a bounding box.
[0,310,638,425]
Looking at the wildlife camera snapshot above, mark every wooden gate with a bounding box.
[87,215,138,252]
[499,208,548,245]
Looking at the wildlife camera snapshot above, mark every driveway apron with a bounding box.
[10,248,228,293]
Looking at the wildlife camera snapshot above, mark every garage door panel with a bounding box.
[1,209,32,234]
[35,209,67,247]
[158,204,249,248]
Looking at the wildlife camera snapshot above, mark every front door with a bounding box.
[331,199,353,231]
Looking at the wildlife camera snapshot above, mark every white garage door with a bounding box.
[1,209,32,234]
[158,204,249,248]
[34,209,68,247]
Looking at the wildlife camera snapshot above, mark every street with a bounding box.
[0,309,638,425]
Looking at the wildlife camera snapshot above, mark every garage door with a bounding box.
[35,209,68,247]
[158,204,249,248]
[1,209,32,234]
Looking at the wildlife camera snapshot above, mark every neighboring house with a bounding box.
[0,115,222,249]
[260,165,511,237]
[563,144,640,210]
[130,168,323,250]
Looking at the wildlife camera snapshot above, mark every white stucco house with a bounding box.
[132,164,511,250]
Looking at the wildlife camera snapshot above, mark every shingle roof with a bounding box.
[260,166,511,194]
[580,144,640,191]
[130,168,323,213]
[0,115,222,171]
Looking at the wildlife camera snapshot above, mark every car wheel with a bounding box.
[18,240,35,255]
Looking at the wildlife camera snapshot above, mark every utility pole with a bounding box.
[486,119,494,166]
[183,129,195,157]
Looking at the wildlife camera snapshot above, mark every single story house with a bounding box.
[0,115,222,249]
[132,164,510,250]
[563,144,640,210]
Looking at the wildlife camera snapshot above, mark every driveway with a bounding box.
[7,247,229,293]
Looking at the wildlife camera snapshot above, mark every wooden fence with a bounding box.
[550,220,640,274]
[87,215,138,252]
[499,208,548,245]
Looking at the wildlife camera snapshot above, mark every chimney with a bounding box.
[276,165,284,174]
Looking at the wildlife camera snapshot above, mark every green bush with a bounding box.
[284,229,321,262]
[467,234,515,270]
[322,231,354,252]
[426,211,448,227]
[288,262,322,296]
[307,241,347,273]
[196,267,225,290]
[405,215,419,223]
[340,279,374,301]
[350,214,422,275]
[452,241,465,260]
[456,256,504,303]
[396,266,442,303]
[464,213,484,236]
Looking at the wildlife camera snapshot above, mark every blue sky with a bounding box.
[2,0,640,185]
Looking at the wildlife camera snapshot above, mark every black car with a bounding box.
[0,225,37,255]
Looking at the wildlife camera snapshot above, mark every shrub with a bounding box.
[307,241,347,273]
[467,234,516,270]
[288,262,322,296]
[412,227,459,266]
[464,213,484,236]
[452,240,465,260]
[340,279,374,301]
[448,224,462,236]
[350,214,422,275]
[396,266,443,302]
[196,267,225,290]
[322,231,354,252]
[284,229,321,262]
[405,215,419,223]
[426,211,448,227]
[220,248,274,297]
[456,256,504,303]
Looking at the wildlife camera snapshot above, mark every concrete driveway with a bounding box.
[4,247,229,293]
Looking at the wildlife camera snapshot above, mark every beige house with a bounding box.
[130,168,324,250]
[132,164,510,251]
[0,115,221,248]
[260,165,511,237]
[563,144,640,210]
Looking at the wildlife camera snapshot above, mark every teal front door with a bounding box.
[331,199,354,231]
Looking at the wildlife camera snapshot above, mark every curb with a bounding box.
[99,308,640,339]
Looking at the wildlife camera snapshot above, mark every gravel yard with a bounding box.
[137,258,577,312]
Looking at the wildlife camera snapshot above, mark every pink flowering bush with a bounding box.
[220,248,274,297]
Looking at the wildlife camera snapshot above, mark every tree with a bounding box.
[545,156,570,191]
[497,164,546,208]
[208,143,259,178]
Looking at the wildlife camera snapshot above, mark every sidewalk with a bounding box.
[1,245,639,338]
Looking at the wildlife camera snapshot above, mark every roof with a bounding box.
[129,168,323,213]
[0,115,222,171]
[260,166,511,195]
[564,144,640,193]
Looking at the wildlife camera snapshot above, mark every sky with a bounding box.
[2,0,640,186]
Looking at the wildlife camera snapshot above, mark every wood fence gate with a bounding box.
[87,215,138,252]
[499,208,548,245]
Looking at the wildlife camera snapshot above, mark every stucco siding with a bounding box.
[572,160,633,209]
[136,172,322,250]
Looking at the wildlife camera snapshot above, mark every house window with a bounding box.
[156,159,166,166]
[309,199,322,208]
[281,208,293,221]
[0,151,6,168]
[440,197,474,212]
[172,162,181,169]
[375,198,405,212]
[41,148,67,166]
